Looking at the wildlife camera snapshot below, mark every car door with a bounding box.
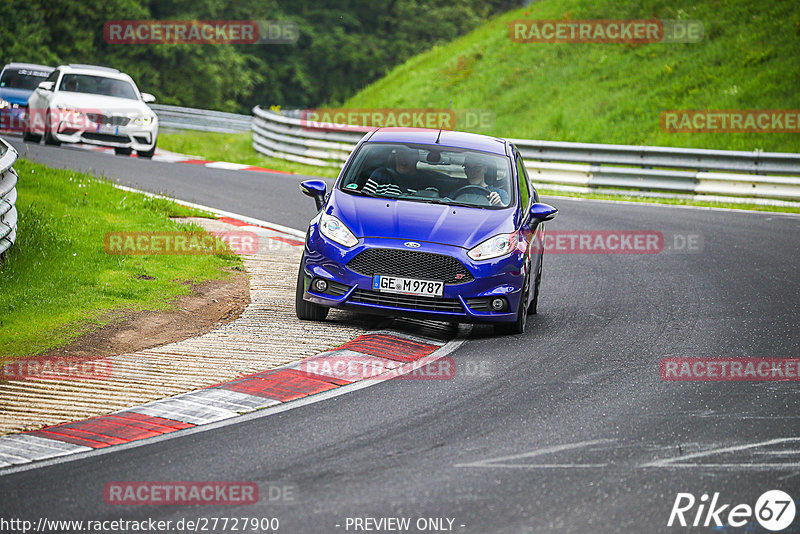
[514,149,541,292]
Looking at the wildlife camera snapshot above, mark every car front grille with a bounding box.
[349,288,464,313]
[82,132,130,143]
[86,113,130,126]
[347,249,473,284]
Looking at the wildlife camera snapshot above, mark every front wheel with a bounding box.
[44,112,60,146]
[295,257,329,321]
[494,271,530,336]
[23,108,42,142]
[137,138,156,159]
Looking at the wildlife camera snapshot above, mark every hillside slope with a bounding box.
[342,0,800,152]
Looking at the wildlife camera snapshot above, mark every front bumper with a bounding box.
[301,226,528,324]
[52,118,158,151]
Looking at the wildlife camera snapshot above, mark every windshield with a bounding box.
[0,68,52,90]
[339,142,513,208]
[58,74,139,100]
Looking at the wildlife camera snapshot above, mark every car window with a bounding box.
[0,68,52,90]
[58,74,138,100]
[44,69,60,84]
[339,142,513,209]
[516,153,531,208]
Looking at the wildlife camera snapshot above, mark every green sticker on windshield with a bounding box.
[346,183,358,189]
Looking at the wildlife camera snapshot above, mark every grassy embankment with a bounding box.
[0,159,242,358]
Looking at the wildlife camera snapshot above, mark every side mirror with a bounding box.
[300,180,327,211]
[529,202,558,221]
[141,92,156,103]
[37,81,54,92]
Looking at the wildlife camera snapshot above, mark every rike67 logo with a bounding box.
[668,490,796,531]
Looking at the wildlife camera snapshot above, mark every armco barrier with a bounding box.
[151,104,251,133]
[0,137,19,257]
[251,106,800,202]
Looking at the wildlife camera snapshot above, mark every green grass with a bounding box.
[0,159,243,359]
[158,131,339,178]
[342,0,800,153]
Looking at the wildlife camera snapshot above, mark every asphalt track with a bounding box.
[3,138,800,533]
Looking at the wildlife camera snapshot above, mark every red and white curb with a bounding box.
[0,324,465,471]
[73,143,293,174]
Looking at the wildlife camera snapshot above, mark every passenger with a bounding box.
[462,153,508,206]
[63,77,78,91]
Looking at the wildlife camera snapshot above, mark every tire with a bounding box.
[22,108,42,143]
[22,131,41,143]
[295,256,329,321]
[528,255,543,315]
[495,270,530,336]
[137,143,156,159]
[114,147,133,156]
[44,112,60,146]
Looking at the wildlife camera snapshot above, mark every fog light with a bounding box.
[313,278,328,292]
[490,297,507,311]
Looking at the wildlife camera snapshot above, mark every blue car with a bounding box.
[296,128,557,335]
[0,63,54,133]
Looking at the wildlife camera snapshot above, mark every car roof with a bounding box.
[366,128,509,156]
[57,65,130,80]
[65,64,120,73]
[2,63,54,72]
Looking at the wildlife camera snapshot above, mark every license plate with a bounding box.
[372,275,444,297]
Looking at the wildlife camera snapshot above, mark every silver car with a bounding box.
[25,64,158,158]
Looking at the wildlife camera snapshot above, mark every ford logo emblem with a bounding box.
[404,242,421,248]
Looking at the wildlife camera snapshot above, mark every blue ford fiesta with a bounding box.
[296,128,557,335]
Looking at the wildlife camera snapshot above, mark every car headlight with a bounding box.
[467,232,518,261]
[0,99,10,110]
[319,213,358,247]
[55,104,82,118]
[132,115,154,126]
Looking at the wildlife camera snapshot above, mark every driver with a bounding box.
[363,147,423,196]
[462,153,508,206]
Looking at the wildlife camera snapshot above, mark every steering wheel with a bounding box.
[450,185,492,205]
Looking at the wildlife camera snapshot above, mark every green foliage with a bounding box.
[0,0,512,111]
[343,0,800,152]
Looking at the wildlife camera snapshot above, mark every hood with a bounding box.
[330,189,516,250]
[50,92,152,116]
[0,88,34,105]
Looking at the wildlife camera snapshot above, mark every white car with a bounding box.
[25,64,158,158]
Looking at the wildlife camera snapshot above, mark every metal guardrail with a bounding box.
[250,106,800,202]
[251,106,364,167]
[151,104,251,133]
[0,137,19,257]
